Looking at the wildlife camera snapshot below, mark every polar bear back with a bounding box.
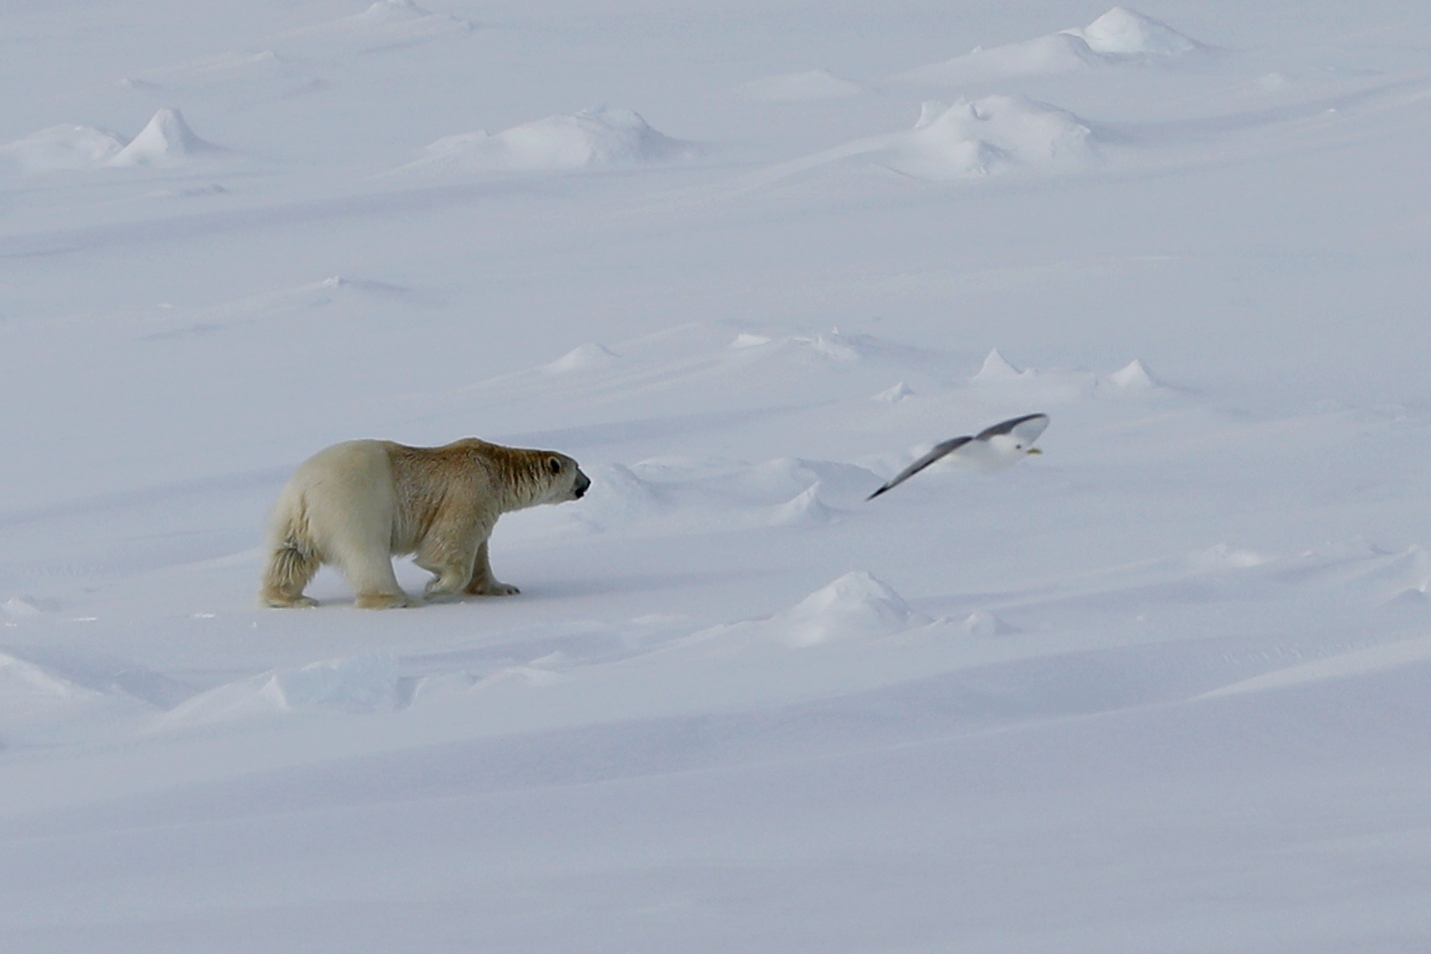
[272,439,400,560]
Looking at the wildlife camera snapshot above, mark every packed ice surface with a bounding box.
[3,1,1431,951]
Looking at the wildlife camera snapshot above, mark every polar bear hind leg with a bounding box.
[260,540,321,608]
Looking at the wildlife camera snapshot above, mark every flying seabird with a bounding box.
[867,413,1049,500]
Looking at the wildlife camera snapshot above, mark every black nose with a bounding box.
[574,472,591,498]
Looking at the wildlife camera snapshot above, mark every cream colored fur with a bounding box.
[260,438,589,609]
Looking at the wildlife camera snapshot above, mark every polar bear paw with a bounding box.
[467,580,521,596]
[355,591,418,610]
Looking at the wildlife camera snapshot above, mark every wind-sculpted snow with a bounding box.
[0,109,223,173]
[3,0,1431,948]
[163,652,402,726]
[0,125,127,173]
[272,0,475,54]
[404,107,698,174]
[894,6,1208,86]
[736,95,1098,187]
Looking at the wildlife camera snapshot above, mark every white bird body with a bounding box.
[867,413,1048,499]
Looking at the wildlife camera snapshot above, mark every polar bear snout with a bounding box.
[573,470,591,499]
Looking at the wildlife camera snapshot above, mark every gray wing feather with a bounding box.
[975,413,1049,442]
[867,436,973,500]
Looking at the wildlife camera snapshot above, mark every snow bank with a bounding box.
[894,7,1206,85]
[407,107,696,173]
[734,69,867,102]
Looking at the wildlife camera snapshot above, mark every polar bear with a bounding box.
[260,438,590,609]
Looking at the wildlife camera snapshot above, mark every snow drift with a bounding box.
[0,124,127,172]
[894,7,1207,85]
[739,95,1098,185]
[0,109,221,172]
[406,107,697,173]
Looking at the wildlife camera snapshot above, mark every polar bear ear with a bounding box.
[548,456,564,475]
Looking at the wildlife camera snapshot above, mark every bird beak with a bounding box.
[1027,448,1042,455]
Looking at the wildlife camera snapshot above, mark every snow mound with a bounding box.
[963,609,1017,637]
[894,7,1205,85]
[972,348,1030,383]
[544,342,620,373]
[873,381,915,403]
[1064,8,1201,59]
[3,597,43,618]
[768,483,836,527]
[748,96,1098,187]
[775,572,928,647]
[734,69,867,102]
[885,96,1097,178]
[1106,358,1157,390]
[409,107,696,173]
[163,653,401,726]
[107,109,220,167]
[0,124,126,172]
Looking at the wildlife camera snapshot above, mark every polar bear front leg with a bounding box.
[464,538,520,596]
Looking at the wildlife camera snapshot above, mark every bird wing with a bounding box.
[866,435,974,500]
[975,413,1049,444]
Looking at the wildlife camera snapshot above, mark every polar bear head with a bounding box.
[537,451,591,504]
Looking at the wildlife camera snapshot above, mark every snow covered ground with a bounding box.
[3,1,1431,949]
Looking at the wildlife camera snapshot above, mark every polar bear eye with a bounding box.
[548,457,563,475]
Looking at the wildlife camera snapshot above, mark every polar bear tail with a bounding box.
[259,504,322,608]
